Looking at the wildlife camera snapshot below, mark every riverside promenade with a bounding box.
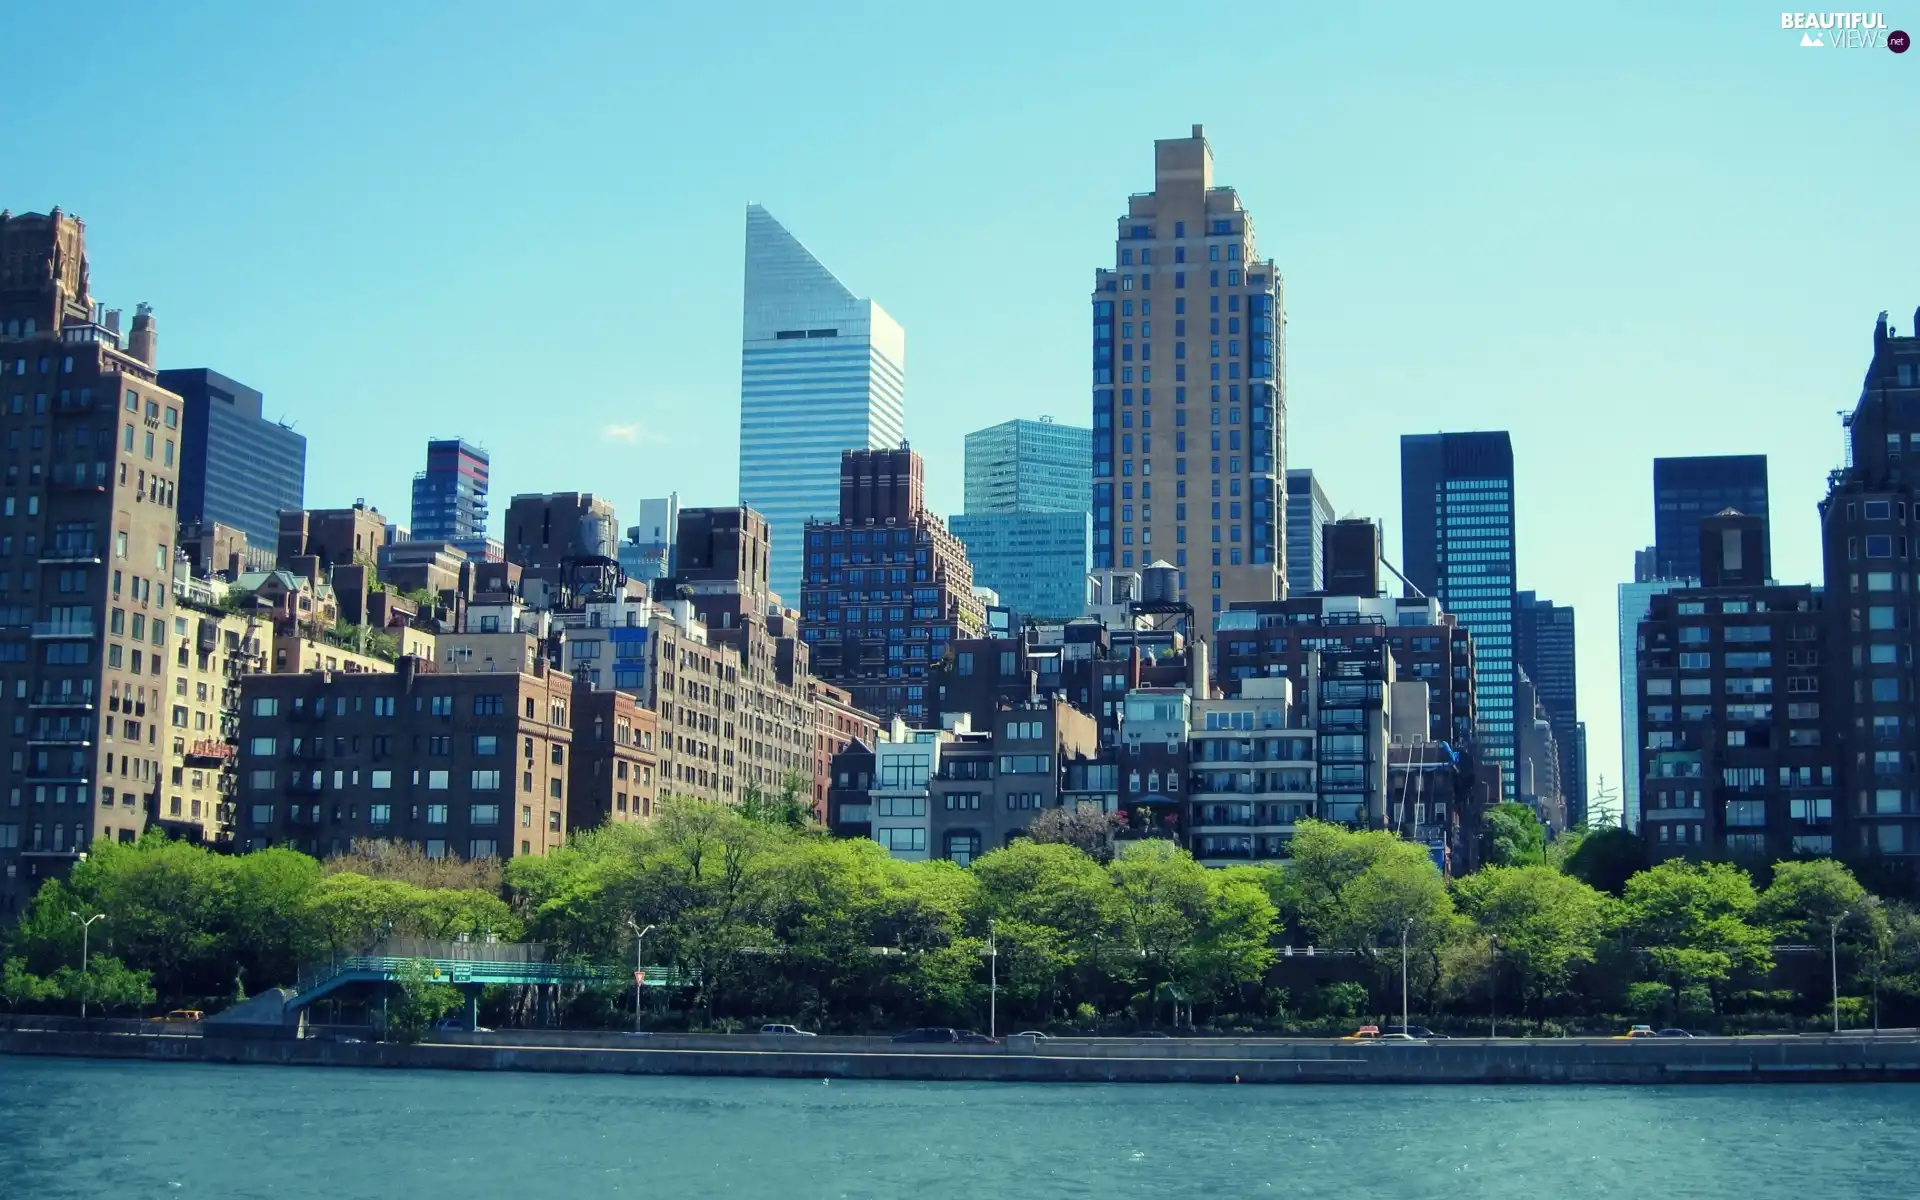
[4,1021,1919,1084]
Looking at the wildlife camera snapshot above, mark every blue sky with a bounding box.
[6,1,1915,819]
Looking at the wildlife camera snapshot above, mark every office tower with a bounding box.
[1400,431,1517,800]
[1322,517,1381,598]
[1285,469,1333,594]
[738,204,905,602]
[1091,126,1287,619]
[0,210,184,915]
[618,493,679,586]
[963,418,1092,515]
[1819,310,1920,860]
[802,448,985,724]
[1514,667,1565,831]
[1637,512,1828,860]
[409,438,491,554]
[158,368,305,565]
[1653,455,1769,581]
[1617,573,1687,832]
[1516,591,1584,824]
[952,417,1092,621]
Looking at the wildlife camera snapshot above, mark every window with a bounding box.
[472,769,502,790]
[473,735,498,755]
[471,804,501,824]
[251,697,279,717]
[474,694,504,716]
[945,831,982,867]
[426,804,449,824]
[470,839,498,859]
[370,804,392,825]
[370,770,393,790]
[248,736,277,756]
[879,827,926,852]
[428,770,449,790]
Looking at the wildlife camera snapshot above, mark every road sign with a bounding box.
[634,971,646,985]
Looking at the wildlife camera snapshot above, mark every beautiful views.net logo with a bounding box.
[1781,11,1910,50]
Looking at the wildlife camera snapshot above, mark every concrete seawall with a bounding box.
[4,1028,1920,1084]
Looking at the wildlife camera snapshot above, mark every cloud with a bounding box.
[601,422,663,445]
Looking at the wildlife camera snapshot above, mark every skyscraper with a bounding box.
[739,204,905,603]
[1653,455,1769,581]
[953,417,1092,621]
[1284,468,1333,594]
[619,493,679,586]
[409,438,491,555]
[1091,126,1287,619]
[0,210,184,916]
[964,418,1091,515]
[158,367,305,564]
[1617,573,1688,832]
[1401,431,1517,799]
[1516,590,1584,823]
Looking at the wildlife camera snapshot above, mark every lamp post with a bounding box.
[1831,910,1849,1035]
[988,919,998,1040]
[626,919,656,1035]
[1488,934,1500,1038]
[70,912,106,1019]
[1400,919,1412,1037]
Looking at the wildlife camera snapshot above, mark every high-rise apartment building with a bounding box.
[1654,454,1769,582]
[1516,591,1584,824]
[504,492,617,585]
[1322,518,1381,599]
[1819,310,1920,860]
[1091,126,1287,619]
[953,417,1092,621]
[409,438,491,557]
[802,448,985,724]
[158,368,305,566]
[963,418,1091,515]
[1285,469,1332,595]
[738,204,905,603]
[0,209,185,915]
[618,493,679,586]
[1401,431,1518,800]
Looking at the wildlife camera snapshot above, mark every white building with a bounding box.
[738,204,905,602]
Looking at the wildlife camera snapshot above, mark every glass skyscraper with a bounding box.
[1400,431,1517,800]
[739,204,905,603]
[619,493,679,585]
[1284,468,1332,594]
[409,438,491,552]
[158,367,306,561]
[1653,454,1769,581]
[964,418,1091,515]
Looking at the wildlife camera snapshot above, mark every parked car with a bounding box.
[1656,1028,1695,1038]
[150,1009,204,1023]
[1617,1025,1658,1039]
[1014,1031,1052,1040]
[893,1027,961,1043]
[1385,1025,1446,1040]
[957,1030,999,1044]
[1342,1025,1382,1040]
[431,1020,492,1034]
[759,1024,816,1036]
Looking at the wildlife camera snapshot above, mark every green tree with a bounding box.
[385,959,463,1043]
[1108,840,1212,1022]
[1756,859,1869,943]
[1,958,59,1012]
[53,956,156,1014]
[1453,865,1608,1013]
[1023,805,1127,865]
[1559,827,1648,896]
[224,848,326,990]
[1273,819,1432,944]
[1481,803,1547,867]
[969,841,1115,1019]
[66,834,232,1002]
[1616,860,1772,1012]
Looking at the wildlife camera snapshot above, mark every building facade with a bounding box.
[1654,454,1769,583]
[1091,126,1288,619]
[1284,468,1332,595]
[1400,430,1517,800]
[802,448,985,724]
[963,418,1092,515]
[948,511,1090,621]
[163,587,265,844]
[234,658,576,860]
[1516,590,1584,824]
[0,209,185,915]
[619,493,679,587]
[158,367,304,567]
[504,492,618,587]
[567,689,660,828]
[738,204,905,603]
[1617,573,1689,831]
[409,438,491,553]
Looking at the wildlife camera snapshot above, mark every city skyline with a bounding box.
[10,3,1915,822]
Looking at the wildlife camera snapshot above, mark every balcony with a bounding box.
[184,740,233,767]
[29,693,95,710]
[39,542,103,565]
[27,731,93,747]
[31,619,96,639]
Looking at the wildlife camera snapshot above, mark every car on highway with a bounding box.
[1385,1025,1446,1040]
[957,1030,999,1044]
[759,1024,816,1036]
[1616,1025,1658,1039]
[150,1009,204,1023]
[1656,1028,1695,1038]
[893,1027,962,1043]
[1014,1031,1052,1040]
[1342,1025,1382,1040]
[431,1019,492,1034]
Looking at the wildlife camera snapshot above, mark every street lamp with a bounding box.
[626,919,656,1035]
[1831,910,1850,1035]
[988,919,998,1040]
[1400,919,1413,1038]
[1488,934,1500,1038]
[70,912,106,1019]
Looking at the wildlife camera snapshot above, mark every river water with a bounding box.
[1,1058,1915,1198]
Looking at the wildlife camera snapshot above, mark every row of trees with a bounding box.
[7,803,1920,1033]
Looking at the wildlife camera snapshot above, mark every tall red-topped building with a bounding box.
[801,448,985,724]
[0,210,186,915]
